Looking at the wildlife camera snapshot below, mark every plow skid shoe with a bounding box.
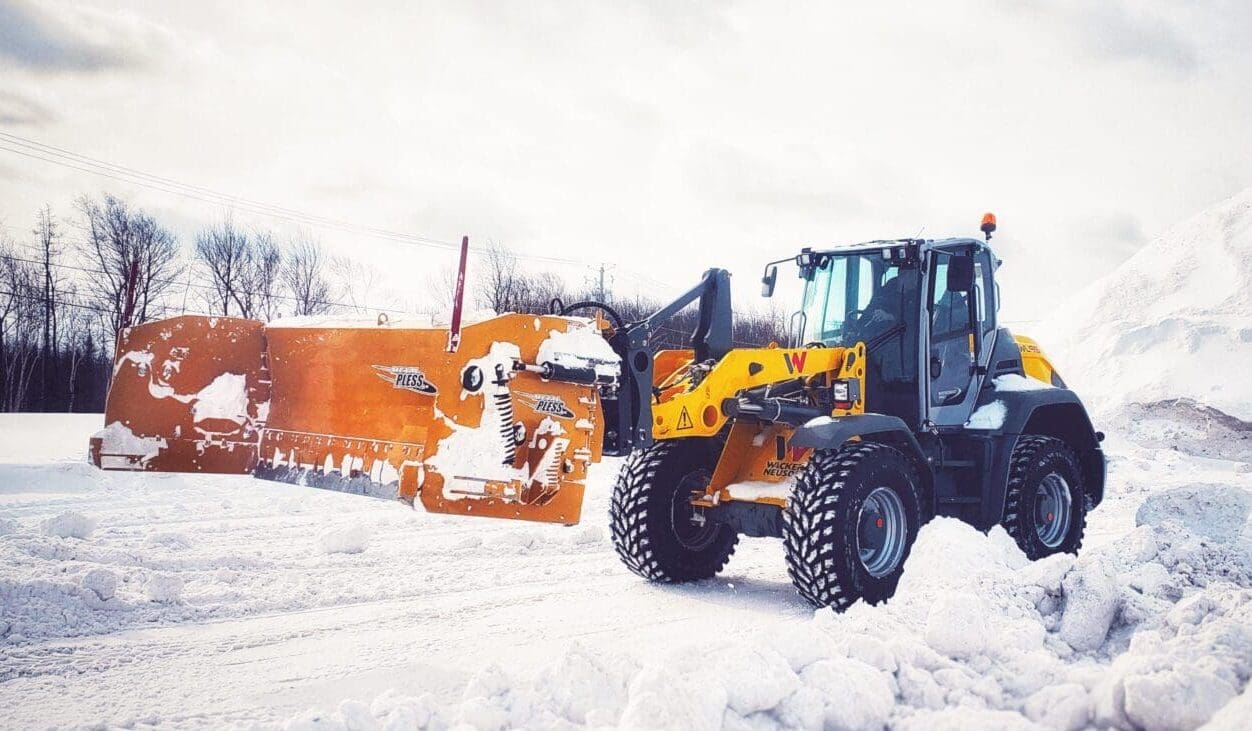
[90,316,268,473]
[91,313,614,526]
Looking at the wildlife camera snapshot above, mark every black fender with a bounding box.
[791,414,934,513]
[973,386,1106,528]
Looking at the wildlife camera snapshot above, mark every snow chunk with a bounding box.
[318,525,371,555]
[619,663,727,731]
[93,421,167,462]
[1202,685,1252,730]
[81,568,118,601]
[1124,670,1237,731]
[1136,483,1252,545]
[895,707,1048,731]
[925,592,989,659]
[725,478,794,502]
[533,642,637,724]
[1058,556,1120,652]
[799,657,894,731]
[705,644,799,716]
[41,511,96,539]
[1023,682,1090,731]
[993,373,1054,392]
[966,401,1007,429]
[146,573,184,603]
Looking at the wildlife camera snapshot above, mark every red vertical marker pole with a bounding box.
[446,235,469,353]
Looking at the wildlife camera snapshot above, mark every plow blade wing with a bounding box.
[92,313,615,525]
[90,316,268,473]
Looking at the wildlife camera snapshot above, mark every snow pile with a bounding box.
[1037,188,1252,419]
[40,511,96,539]
[317,525,371,555]
[1102,399,1252,463]
[263,507,1252,730]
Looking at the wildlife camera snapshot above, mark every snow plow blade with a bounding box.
[91,313,618,525]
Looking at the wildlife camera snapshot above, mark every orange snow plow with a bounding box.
[91,312,618,524]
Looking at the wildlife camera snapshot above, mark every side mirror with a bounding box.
[946,255,975,293]
[761,265,778,297]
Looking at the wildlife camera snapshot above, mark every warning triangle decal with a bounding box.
[677,407,694,430]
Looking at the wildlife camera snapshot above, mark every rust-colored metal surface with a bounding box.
[92,312,609,525]
[90,316,268,473]
[258,314,604,524]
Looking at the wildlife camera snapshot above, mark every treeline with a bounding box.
[1,194,786,413]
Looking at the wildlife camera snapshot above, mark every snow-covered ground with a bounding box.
[1,410,1250,730]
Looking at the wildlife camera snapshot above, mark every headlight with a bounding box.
[832,380,851,402]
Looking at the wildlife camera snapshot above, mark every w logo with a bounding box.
[782,351,808,374]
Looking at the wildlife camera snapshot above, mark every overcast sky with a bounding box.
[1,0,1250,324]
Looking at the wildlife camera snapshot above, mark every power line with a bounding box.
[0,132,587,266]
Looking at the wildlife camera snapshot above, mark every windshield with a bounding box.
[798,252,914,347]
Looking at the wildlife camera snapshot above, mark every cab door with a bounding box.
[926,246,997,426]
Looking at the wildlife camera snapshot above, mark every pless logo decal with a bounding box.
[373,365,438,395]
[516,392,575,419]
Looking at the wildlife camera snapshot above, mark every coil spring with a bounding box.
[493,364,517,466]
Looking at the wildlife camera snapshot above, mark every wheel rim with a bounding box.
[670,470,717,551]
[1034,473,1072,548]
[857,487,908,578]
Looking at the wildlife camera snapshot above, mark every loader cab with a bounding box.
[794,238,998,430]
[795,242,923,428]
[924,239,998,427]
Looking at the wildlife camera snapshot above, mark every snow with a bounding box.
[725,479,794,502]
[536,322,621,379]
[1037,187,1252,420]
[93,420,168,464]
[190,372,250,424]
[317,524,371,555]
[40,510,96,539]
[994,373,1054,392]
[2,411,1249,729]
[966,400,1007,429]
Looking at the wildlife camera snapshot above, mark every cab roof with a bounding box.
[805,237,987,257]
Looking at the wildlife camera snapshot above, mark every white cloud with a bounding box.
[0,0,1248,322]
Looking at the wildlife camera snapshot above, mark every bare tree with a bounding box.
[194,216,249,317]
[0,235,40,410]
[475,241,523,314]
[282,237,333,316]
[76,194,182,338]
[194,218,283,319]
[33,205,63,409]
[330,255,385,315]
[250,230,282,320]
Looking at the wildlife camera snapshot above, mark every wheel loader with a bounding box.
[91,217,1105,609]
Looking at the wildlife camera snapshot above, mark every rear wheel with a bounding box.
[610,439,738,582]
[784,442,923,609]
[1002,435,1087,559]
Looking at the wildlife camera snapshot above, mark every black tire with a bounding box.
[784,442,923,610]
[610,439,738,582]
[1002,435,1087,559]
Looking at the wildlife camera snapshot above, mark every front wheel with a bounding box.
[784,442,923,610]
[1002,435,1087,559]
[610,440,738,582]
